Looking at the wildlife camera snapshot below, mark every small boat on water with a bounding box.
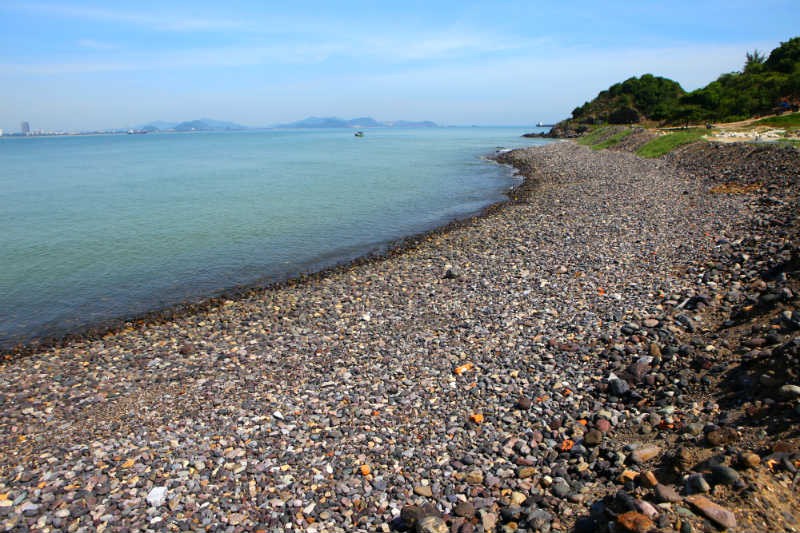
[354,131,364,137]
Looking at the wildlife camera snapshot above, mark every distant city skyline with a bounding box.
[1,1,797,132]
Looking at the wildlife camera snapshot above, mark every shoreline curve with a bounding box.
[2,144,550,358]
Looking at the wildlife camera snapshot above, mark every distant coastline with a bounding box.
[275,116,438,129]
[0,116,441,138]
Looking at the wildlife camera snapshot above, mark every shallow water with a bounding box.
[0,127,549,348]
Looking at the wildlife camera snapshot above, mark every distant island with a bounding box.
[276,116,438,129]
[136,118,248,132]
[2,116,440,138]
[135,116,438,133]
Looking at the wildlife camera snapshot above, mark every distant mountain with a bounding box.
[134,116,438,132]
[138,120,178,130]
[173,119,246,132]
[347,117,383,128]
[280,117,352,128]
[278,116,438,128]
[137,118,247,132]
[389,120,439,128]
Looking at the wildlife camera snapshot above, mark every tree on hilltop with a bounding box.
[764,37,800,74]
[744,49,766,74]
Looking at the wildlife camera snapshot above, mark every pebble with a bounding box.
[401,505,425,529]
[654,483,682,503]
[640,471,658,488]
[619,470,639,484]
[146,486,167,507]
[685,495,737,529]
[516,397,533,410]
[595,418,612,433]
[527,509,553,531]
[706,427,739,447]
[630,444,662,464]
[650,343,662,359]
[414,485,433,498]
[417,515,448,533]
[510,491,527,505]
[686,473,711,494]
[675,447,694,472]
[178,342,195,355]
[738,451,761,468]
[617,510,654,532]
[551,479,572,498]
[634,499,659,520]
[709,465,740,486]
[480,510,498,531]
[684,422,704,436]
[583,429,603,446]
[19,502,39,517]
[779,384,800,398]
[609,378,630,396]
[517,466,536,479]
[453,501,475,518]
[465,470,484,485]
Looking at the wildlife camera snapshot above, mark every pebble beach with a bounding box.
[2,140,799,532]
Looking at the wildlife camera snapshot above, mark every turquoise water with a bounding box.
[0,128,549,349]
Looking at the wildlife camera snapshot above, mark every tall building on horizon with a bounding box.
[20,121,30,134]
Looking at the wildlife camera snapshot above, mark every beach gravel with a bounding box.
[1,140,799,531]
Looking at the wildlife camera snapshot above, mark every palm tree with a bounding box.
[744,50,766,73]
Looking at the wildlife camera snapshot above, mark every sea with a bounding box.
[0,127,550,350]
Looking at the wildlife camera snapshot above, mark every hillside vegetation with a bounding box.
[635,129,707,158]
[570,75,685,125]
[551,36,800,136]
[575,125,707,158]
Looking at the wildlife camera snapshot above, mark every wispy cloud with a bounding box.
[1,43,346,75]
[3,28,537,75]
[365,32,535,62]
[2,61,137,75]
[8,2,245,32]
[76,38,117,50]
[302,41,765,101]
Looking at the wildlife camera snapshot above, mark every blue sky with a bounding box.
[1,1,796,131]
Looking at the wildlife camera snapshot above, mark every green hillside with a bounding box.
[570,74,685,126]
[675,37,800,123]
[552,36,800,135]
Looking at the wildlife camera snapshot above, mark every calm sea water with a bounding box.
[0,127,549,349]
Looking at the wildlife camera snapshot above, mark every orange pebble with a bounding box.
[469,413,484,424]
[454,363,475,375]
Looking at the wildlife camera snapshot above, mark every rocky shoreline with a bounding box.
[1,140,799,532]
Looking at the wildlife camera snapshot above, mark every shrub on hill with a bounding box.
[672,37,800,123]
[765,36,800,74]
[570,74,685,125]
[669,37,800,122]
[551,36,800,135]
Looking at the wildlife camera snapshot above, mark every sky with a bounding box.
[1,1,797,131]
